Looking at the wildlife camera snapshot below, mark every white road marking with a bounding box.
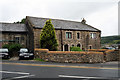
[58,75,115,79]
[1,71,35,80]
[0,71,30,75]
[59,75,99,79]
[4,75,35,80]
[59,75,119,79]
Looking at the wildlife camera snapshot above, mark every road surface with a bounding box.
[1,60,119,80]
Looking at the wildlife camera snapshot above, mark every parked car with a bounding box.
[104,47,115,50]
[0,48,10,59]
[19,48,34,60]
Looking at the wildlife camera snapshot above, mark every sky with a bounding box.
[0,0,119,37]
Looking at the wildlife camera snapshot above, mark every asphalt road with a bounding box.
[1,60,120,80]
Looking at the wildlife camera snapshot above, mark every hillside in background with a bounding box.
[101,35,120,44]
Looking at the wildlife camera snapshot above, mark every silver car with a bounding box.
[0,48,10,59]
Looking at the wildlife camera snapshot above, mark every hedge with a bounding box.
[2,43,22,57]
[70,47,83,51]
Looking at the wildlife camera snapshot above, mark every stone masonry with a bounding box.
[0,16,101,51]
[26,16,101,51]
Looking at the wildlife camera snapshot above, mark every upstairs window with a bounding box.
[77,33,80,39]
[90,33,96,39]
[21,36,24,40]
[66,32,72,39]
[14,37,20,43]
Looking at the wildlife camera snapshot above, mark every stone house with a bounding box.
[0,23,27,47]
[26,16,101,51]
[0,16,101,51]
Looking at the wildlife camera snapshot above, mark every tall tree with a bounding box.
[20,18,26,23]
[14,18,26,23]
[40,19,58,51]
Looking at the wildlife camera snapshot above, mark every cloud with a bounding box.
[86,5,118,36]
[0,0,118,36]
[119,1,120,35]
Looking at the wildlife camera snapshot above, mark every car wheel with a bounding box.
[19,57,21,60]
[30,56,34,60]
[7,56,10,59]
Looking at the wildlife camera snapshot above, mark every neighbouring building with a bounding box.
[0,23,28,48]
[0,16,101,51]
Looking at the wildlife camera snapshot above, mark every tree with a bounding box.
[14,18,26,24]
[20,18,26,23]
[113,40,120,44]
[40,19,58,51]
[2,43,22,57]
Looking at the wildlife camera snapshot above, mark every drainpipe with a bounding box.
[60,29,63,51]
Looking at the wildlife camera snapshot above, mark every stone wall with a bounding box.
[88,49,119,61]
[105,50,119,61]
[34,49,104,63]
[34,49,119,63]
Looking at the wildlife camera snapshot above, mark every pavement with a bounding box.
[9,57,19,61]
[1,60,120,80]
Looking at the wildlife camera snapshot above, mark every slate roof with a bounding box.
[27,16,100,32]
[0,23,27,32]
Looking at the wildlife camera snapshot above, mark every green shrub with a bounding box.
[2,43,22,57]
[9,43,22,52]
[70,47,83,51]
[2,44,10,49]
[40,19,58,51]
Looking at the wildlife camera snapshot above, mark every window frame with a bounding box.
[77,32,80,39]
[14,36,21,43]
[90,33,97,39]
[65,31,73,39]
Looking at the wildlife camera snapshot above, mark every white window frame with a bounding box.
[65,31,73,39]
[90,33,97,39]
[14,36,21,43]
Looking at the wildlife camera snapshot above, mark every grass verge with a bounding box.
[34,58,45,62]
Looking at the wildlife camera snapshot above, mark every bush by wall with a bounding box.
[2,43,22,57]
[70,47,83,51]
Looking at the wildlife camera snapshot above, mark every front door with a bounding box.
[64,44,68,51]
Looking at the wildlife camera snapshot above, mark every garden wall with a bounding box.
[34,49,119,63]
[88,49,119,61]
[35,49,104,63]
[105,50,119,61]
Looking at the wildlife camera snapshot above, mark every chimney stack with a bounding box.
[81,18,86,24]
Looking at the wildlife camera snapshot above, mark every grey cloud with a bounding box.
[45,2,116,20]
[0,0,118,36]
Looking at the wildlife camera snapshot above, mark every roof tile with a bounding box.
[0,23,27,32]
[27,16,100,31]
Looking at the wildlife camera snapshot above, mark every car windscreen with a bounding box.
[0,49,8,53]
[20,49,28,53]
